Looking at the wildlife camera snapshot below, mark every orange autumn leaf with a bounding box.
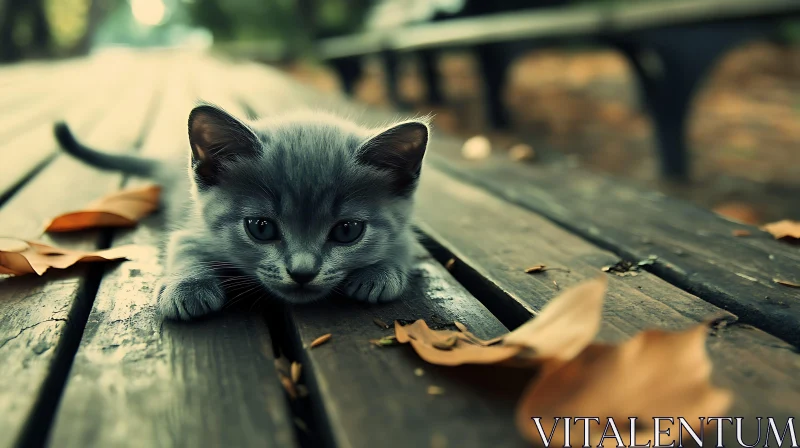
[504,277,605,362]
[394,320,521,366]
[516,325,732,447]
[394,277,607,367]
[760,220,800,242]
[0,238,134,276]
[44,184,161,232]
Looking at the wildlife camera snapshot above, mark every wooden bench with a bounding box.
[319,0,800,180]
[0,52,798,448]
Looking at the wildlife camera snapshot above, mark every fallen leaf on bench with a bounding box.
[461,135,491,160]
[44,184,161,232]
[393,277,606,366]
[0,238,135,276]
[516,325,732,447]
[761,220,800,242]
[291,362,302,383]
[508,143,535,162]
[310,333,332,348]
[503,277,605,362]
[427,385,445,395]
[773,278,800,288]
[731,229,751,237]
[524,264,546,273]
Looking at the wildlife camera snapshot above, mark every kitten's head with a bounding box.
[187,104,429,304]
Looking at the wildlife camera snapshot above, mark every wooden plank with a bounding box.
[0,57,161,448]
[50,53,297,448]
[229,59,798,442]
[209,60,525,448]
[281,245,527,448]
[0,60,137,201]
[424,138,800,347]
[413,168,800,420]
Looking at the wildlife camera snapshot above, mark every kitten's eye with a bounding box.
[329,220,365,244]
[244,218,279,242]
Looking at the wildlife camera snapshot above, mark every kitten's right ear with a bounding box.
[188,104,259,185]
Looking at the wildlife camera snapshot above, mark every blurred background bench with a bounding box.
[319,0,800,180]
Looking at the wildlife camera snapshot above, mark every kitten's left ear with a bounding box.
[358,120,429,195]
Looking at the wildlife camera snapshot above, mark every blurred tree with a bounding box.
[0,0,121,62]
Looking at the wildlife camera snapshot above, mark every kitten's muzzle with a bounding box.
[288,269,318,285]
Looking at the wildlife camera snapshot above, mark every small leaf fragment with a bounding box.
[732,229,751,237]
[370,335,398,347]
[761,220,800,241]
[291,362,302,383]
[524,265,546,273]
[774,278,800,288]
[444,258,455,270]
[310,333,332,348]
[280,375,297,400]
[372,317,390,329]
[427,385,445,395]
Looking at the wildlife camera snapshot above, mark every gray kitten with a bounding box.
[54,105,430,320]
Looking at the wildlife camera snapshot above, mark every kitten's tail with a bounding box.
[54,122,160,177]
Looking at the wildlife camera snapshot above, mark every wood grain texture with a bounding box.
[224,60,527,448]
[49,54,297,448]
[424,138,800,346]
[0,59,137,201]
[0,60,160,448]
[414,167,800,420]
[285,245,527,448]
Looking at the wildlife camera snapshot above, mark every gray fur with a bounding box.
[55,106,430,320]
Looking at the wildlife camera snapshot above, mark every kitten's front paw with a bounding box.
[156,276,225,320]
[344,267,408,304]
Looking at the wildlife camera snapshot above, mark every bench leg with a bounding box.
[330,57,362,96]
[417,50,444,105]
[615,23,769,180]
[380,50,408,108]
[475,44,515,129]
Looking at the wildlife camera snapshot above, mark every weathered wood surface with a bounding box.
[0,53,797,448]
[231,57,800,445]
[0,57,139,201]
[0,59,160,448]
[414,168,800,421]
[424,136,800,347]
[49,53,297,448]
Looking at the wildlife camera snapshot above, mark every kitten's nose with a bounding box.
[288,269,318,285]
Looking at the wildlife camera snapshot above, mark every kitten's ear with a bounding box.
[188,104,259,184]
[358,120,429,195]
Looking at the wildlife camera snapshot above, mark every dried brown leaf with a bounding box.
[291,362,302,383]
[394,278,606,366]
[310,333,332,348]
[444,258,455,270]
[731,229,751,237]
[427,385,445,395]
[761,220,800,242]
[394,320,521,366]
[280,375,297,400]
[524,265,546,273]
[504,277,606,362]
[774,278,800,288]
[453,321,504,346]
[44,184,161,232]
[0,238,135,276]
[516,325,732,447]
[372,317,390,329]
